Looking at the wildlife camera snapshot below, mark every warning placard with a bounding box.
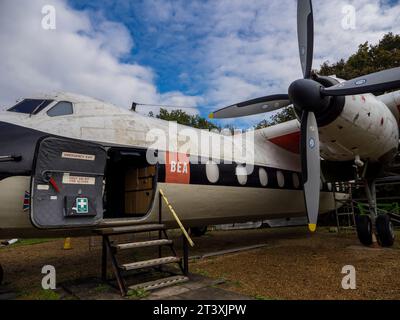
[62,174,96,185]
[61,152,96,161]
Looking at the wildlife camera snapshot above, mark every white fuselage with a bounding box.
[0,90,398,238]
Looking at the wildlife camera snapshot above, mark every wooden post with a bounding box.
[0,263,4,285]
[89,236,96,251]
[101,237,107,281]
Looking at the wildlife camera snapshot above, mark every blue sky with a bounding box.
[67,1,231,104]
[1,0,400,128]
[68,1,199,94]
[67,0,400,126]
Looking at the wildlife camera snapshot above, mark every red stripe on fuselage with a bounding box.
[269,131,300,154]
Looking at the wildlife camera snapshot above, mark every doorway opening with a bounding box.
[104,147,157,219]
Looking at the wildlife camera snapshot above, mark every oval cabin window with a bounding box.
[236,165,248,186]
[277,171,285,188]
[206,161,219,184]
[259,168,268,187]
[292,173,300,189]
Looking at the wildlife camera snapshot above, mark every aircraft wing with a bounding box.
[255,120,301,154]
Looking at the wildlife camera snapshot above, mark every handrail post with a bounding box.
[159,189,194,247]
[158,191,162,259]
[182,234,189,276]
[159,189,194,276]
[158,191,162,225]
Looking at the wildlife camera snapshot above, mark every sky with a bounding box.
[0,0,400,128]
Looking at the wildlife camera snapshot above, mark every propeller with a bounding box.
[301,111,320,231]
[321,67,400,96]
[297,0,314,79]
[209,0,400,233]
[296,0,320,232]
[209,95,291,119]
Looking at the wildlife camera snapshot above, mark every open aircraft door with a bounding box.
[30,137,107,229]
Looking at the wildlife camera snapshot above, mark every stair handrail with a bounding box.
[159,189,195,247]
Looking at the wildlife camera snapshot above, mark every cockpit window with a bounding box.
[47,101,73,117]
[8,99,54,115]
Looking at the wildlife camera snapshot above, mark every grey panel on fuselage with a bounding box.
[31,137,106,228]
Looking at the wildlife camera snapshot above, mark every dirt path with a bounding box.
[1,227,399,299]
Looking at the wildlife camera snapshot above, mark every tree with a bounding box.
[255,32,400,129]
[319,32,400,79]
[149,108,220,130]
[254,107,297,129]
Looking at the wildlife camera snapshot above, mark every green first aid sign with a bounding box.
[76,197,89,214]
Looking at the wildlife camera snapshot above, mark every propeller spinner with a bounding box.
[209,0,400,232]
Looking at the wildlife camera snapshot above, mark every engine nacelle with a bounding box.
[319,93,399,163]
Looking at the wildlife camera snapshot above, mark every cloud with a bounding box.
[0,0,200,110]
[1,0,399,127]
[196,0,400,108]
[135,0,400,127]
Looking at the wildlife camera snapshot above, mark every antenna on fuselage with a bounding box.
[130,102,198,112]
[132,102,197,110]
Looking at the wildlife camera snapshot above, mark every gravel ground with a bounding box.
[1,227,399,300]
[192,228,400,300]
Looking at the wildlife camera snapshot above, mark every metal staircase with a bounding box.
[333,182,356,231]
[352,176,400,226]
[95,189,193,296]
[333,178,400,230]
[95,223,189,296]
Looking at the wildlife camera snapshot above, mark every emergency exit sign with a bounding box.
[76,197,89,214]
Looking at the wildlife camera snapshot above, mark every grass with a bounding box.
[12,238,56,247]
[254,295,277,300]
[18,289,61,300]
[93,283,111,293]
[194,269,210,277]
[229,280,242,288]
[126,288,149,299]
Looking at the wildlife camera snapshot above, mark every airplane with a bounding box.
[209,0,400,246]
[0,0,399,284]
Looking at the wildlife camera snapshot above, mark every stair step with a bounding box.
[120,256,180,271]
[94,224,165,235]
[128,275,189,292]
[112,239,173,251]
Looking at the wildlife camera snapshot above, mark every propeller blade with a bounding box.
[297,0,314,79]
[300,111,320,232]
[322,67,400,96]
[209,94,290,119]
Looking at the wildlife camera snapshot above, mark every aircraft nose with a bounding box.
[0,121,45,177]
